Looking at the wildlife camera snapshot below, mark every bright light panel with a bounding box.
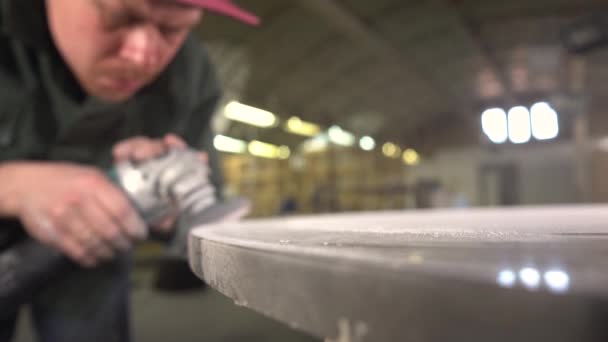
[519,267,541,289]
[403,149,420,166]
[248,140,281,159]
[213,135,247,154]
[497,269,516,288]
[224,101,278,128]
[278,146,291,160]
[531,102,559,140]
[481,108,508,144]
[508,106,532,144]
[359,136,376,151]
[285,117,321,137]
[382,142,400,158]
[328,126,355,147]
[301,134,329,154]
[544,270,570,293]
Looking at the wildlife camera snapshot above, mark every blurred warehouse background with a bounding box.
[199,0,608,217]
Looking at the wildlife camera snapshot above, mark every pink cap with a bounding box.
[176,0,260,26]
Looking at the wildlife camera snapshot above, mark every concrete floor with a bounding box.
[14,272,320,342]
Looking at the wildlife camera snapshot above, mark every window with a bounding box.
[481,102,559,144]
[481,108,508,144]
[508,106,532,144]
[531,102,559,140]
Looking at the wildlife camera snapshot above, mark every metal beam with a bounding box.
[445,0,517,105]
[476,2,608,23]
[294,0,465,115]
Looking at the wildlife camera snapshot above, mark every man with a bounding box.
[0,0,258,341]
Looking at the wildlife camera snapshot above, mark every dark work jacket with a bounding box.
[0,0,224,245]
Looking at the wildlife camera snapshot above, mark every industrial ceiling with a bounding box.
[195,0,608,154]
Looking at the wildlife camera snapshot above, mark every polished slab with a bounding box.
[188,205,608,342]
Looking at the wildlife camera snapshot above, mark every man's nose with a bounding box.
[119,25,161,71]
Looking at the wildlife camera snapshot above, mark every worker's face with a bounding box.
[46,0,202,102]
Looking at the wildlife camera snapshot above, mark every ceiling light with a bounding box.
[382,142,400,158]
[301,134,329,154]
[531,102,559,140]
[544,270,570,293]
[248,140,282,159]
[403,148,420,166]
[213,135,247,154]
[508,106,532,144]
[481,108,508,144]
[285,117,321,137]
[359,136,376,151]
[278,146,291,160]
[497,269,517,288]
[519,267,541,289]
[224,101,278,128]
[328,126,355,147]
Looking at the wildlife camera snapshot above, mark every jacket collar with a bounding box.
[1,0,54,50]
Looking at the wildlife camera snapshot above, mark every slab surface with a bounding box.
[189,205,608,342]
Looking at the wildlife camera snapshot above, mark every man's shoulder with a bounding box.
[0,0,9,41]
[0,0,5,30]
[169,34,221,101]
[178,34,215,72]
[0,0,19,81]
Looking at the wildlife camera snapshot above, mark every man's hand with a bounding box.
[4,162,147,268]
[112,134,207,233]
[112,134,188,163]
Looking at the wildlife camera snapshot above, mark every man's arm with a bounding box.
[0,160,148,267]
[172,39,225,200]
[178,96,225,200]
[0,162,22,218]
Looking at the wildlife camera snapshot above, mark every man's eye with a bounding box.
[106,13,139,30]
[160,27,183,37]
